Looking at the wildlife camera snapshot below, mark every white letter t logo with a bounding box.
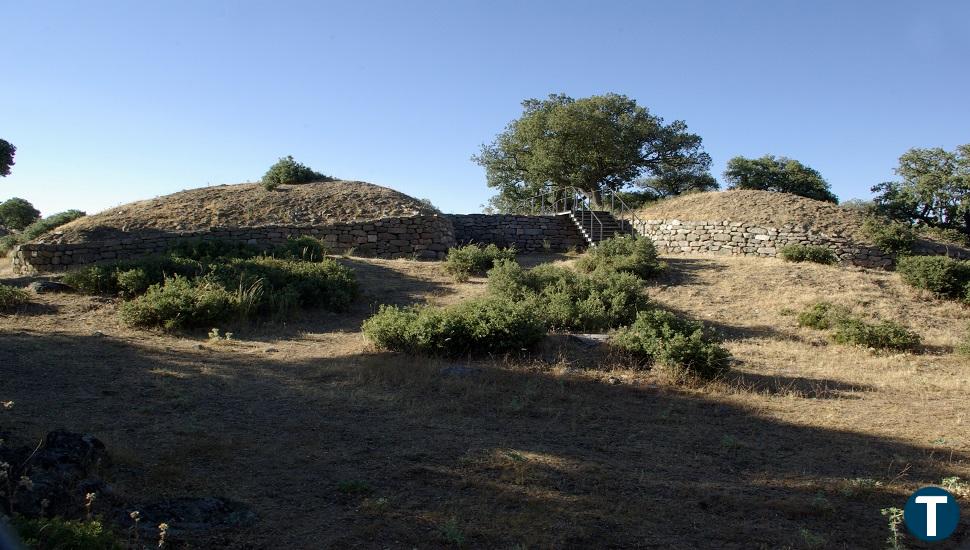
[915,495,949,536]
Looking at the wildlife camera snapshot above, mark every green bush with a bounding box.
[779,244,838,265]
[443,244,517,281]
[611,309,730,381]
[0,209,85,254]
[797,302,851,330]
[862,216,916,256]
[575,235,665,279]
[0,197,40,230]
[119,276,239,330]
[797,302,921,352]
[62,256,203,296]
[276,236,329,262]
[896,255,970,300]
[0,283,29,311]
[12,516,124,550]
[486,260,649,330]
[362,296,546,356]
[831,318,921,352]
[958,325,970,357]
[167,238,259,261]
[208,257,358,316]
[262,155,332,190]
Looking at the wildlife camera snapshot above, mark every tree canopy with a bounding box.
[474,94,714,211]
[0,139,15,177]
[0,197,41,230]
[872,144,970,237]
[723,155,838,203]
[262,156,333,191]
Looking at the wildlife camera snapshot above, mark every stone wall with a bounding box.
[446,214,586,252]
[633,219,894,268]
[12,215,455,273]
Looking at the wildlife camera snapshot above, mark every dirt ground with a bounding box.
[1,254,968,548]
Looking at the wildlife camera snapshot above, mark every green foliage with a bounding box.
[862,216,916,256]
[62,255,203,295]
[486,260,650,331]
[443,243,516,281]
[0,197,40,230]
[0,209,85,254]
[0,138,15,177]
[778,244,838,265]
[119,276,239,330]
[831,318,922,351]
[362,296,546,356]
[575,235,665,279]
[958,325,970,357]
[0,283,29,311]
[474,93,713,211]
[796,302,850,330]
[723,155,838,203]
[872,143,970,238]
[896,255,970,300]
[12,516,124,549]
[611,309,731,381]
[277,236,328,262]
[167,238,260,261]
[261,155,332,190]
[797,302,921,351]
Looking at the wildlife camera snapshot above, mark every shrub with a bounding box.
[167,238,259,261]
[0,283,29,311]
[262,155,332,190]
[62,256,203,296]
[797,302,850,330]
[575,235,665,279]
[779,244,838,265]
[443,243,517,281]
[0,197,40,230]
[0,209,85,254]
[958,325,970,357]
[208,257,358,316]
[118,276,239,330]
[611,309,730,381]
[831,318,921,352]
[362,296,546,356]
[862,216,916,256]
[275,236,328,262]
[12,516,124,550]
[487,260,649,330]
[896,255,970,300]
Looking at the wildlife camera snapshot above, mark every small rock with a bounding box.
[195,344,206,350]
[263,347,279,353]
[29,281,75,293]
[607,376,622,385]
[92,331,105,337]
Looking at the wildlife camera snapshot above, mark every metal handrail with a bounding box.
[570,188,604,244]
[512,186,643,238]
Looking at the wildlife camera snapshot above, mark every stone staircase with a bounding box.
[564,210,634,246]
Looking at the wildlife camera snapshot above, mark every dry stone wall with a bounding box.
[12,214,455,273]
[446,214,585,252]
[633,219,894,268]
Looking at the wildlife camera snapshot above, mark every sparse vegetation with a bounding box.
[778,244,838,265]
[262,155,333,190]
[798,302,921,352]
[575,234,665,279]
[0,209,85,254]
[12,516,124,550]
[611,309,730,381]
[896,255,970,301]
[443,243,516,282]
[362,296,545,356]
[0,283,29,312]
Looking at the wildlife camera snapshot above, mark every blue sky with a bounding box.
[3,0,969,216]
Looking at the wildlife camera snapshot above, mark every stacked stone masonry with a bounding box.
[633,219,895,268]
[12,215,455,273]
[446,214,586,252]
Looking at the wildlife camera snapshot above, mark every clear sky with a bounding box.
[3,0,969,217]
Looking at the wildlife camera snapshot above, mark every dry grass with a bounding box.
[34,180,435,244]
[1,253,968,548]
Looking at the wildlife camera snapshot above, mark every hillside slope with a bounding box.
[35,180,434,243]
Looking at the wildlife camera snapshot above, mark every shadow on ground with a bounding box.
[1,331,966,549]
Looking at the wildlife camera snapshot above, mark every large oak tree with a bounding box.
[723,155,838,203]
[474,94,714,211]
